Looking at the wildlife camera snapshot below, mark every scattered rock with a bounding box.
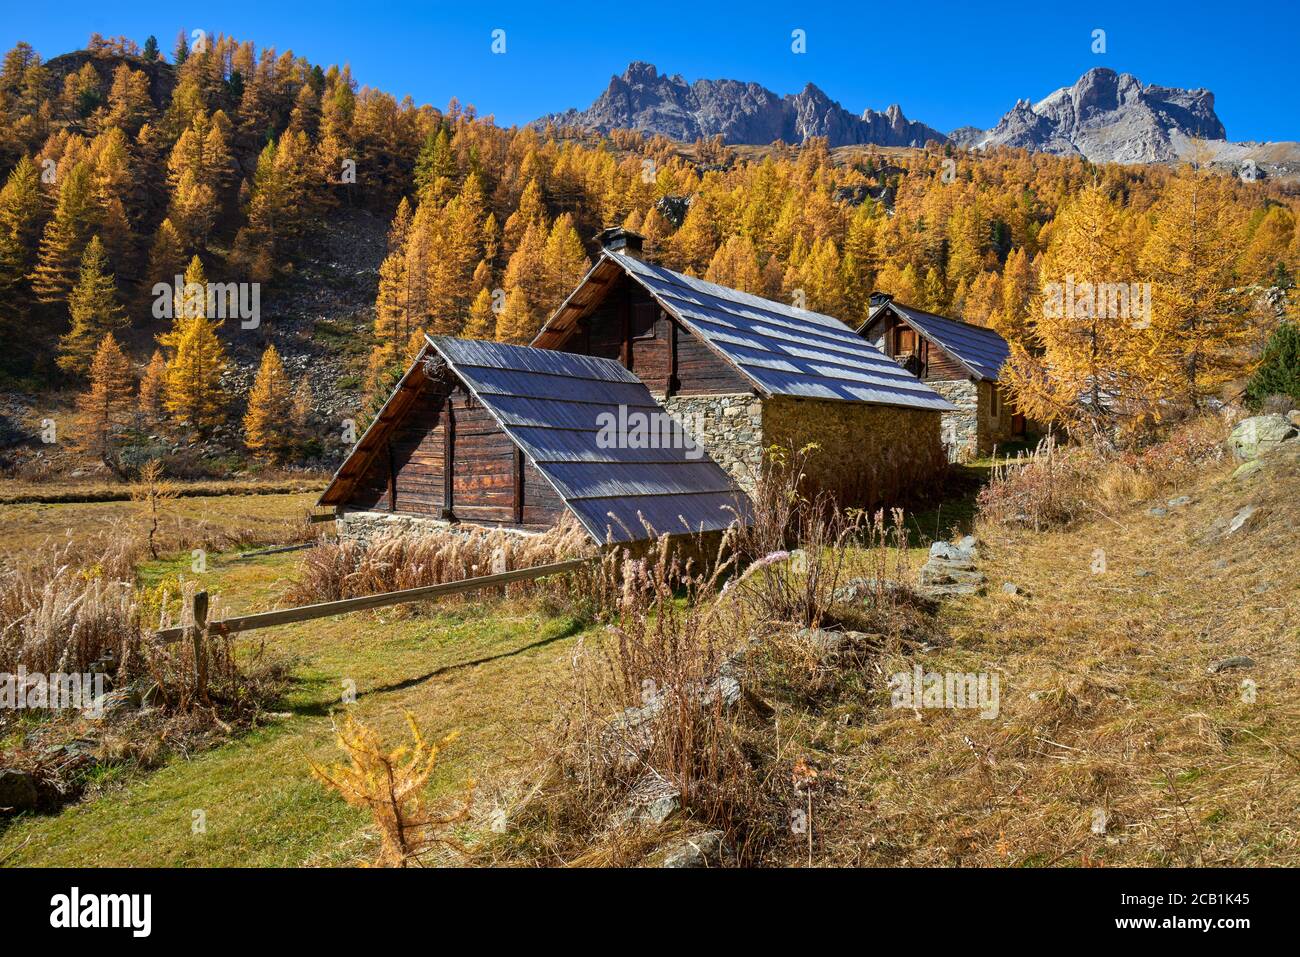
[1166,496,1192,508]
[796,627,847,656]
[82,688,135,721]
[1232,460,1264,481]
[1147,507,1168,518]
[1227,504,1260,535]
[660,830,725,868]
[1001,582,1022,596]
[0,769,39,813]
[918,538,986,598]
[612,771,682,828]
[1207,656,1256,675]
[1134,569,1152,578]
[1226,414,1298,461]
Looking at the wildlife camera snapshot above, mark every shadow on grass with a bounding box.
[286,616,589,717]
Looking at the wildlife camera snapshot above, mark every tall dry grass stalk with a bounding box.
[726,444,910,628]
[286,512,598,608]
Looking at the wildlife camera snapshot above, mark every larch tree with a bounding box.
[137,348,168,428]
[1001,186,1139,434]
[58,236,127,375]
[161,258,228,435]
[31,161,96,304]
[74,333,134,470]
[462,287,497,340]
[243,343,294,461]
[705,234,764,295]
[1139,167,1250,411]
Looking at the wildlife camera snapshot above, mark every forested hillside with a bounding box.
[1,31,1298,477]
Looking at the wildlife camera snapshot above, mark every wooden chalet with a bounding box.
[318,336,747,545]
[858,295,1027,458]
[529,228,955,508]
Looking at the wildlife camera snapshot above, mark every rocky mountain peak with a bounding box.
[971,67,1227,164]
[536,62,946,148]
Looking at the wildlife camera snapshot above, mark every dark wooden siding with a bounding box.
[865,311,971,383]
[558,273,749,396]
[346,377,563,529]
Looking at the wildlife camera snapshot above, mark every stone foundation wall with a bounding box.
[760,396,947,509]
[661,393,763,493]
[336,509,545,548]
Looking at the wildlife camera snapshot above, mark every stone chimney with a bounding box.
[594,226,645,260]
[870,291,893,309]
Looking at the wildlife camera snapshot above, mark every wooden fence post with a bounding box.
[191,590,209,703]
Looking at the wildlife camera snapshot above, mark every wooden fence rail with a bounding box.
[154,557,595,644]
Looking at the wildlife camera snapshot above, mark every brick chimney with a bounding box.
[594,226,645,260]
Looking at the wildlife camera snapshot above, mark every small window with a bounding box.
[631,303,659,340]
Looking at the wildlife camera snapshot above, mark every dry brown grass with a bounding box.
[284,513,597,610]
[790,439,1300,867]
[978,416,1231,530]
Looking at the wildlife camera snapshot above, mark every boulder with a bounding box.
[1289,410,1300,428]
[0,769,38,813]
[1207,656,1255,675]
[660,830,725,868]
[1227,504,1260,535]
[1232,460,1264,481]
[1167,496,1192,508]
[1226,415,1298,461]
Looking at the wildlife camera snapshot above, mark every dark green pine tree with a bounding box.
[1245,321,1300,409]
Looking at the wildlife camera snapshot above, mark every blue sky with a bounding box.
[4,0,1295,141]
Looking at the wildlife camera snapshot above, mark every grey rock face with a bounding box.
[660,830,725,868]
[1207,656,1256,675]
[1227,414,1298,461]
[538,62,946,148]
[970,68,1228,165]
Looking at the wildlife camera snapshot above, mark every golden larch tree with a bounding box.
[74,333,135,469]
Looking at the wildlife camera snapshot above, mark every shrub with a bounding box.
[1245,321,1300,410]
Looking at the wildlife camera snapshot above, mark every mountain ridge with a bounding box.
[539,62,1299,177]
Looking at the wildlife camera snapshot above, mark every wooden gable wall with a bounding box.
[863,309,969,382]
[556,273,750,396]
[345,375,564,528]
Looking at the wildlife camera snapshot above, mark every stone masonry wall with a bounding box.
[761,396,947,509]
[662,393,764,494]
[336,509,546,548]
[927,379,979,461]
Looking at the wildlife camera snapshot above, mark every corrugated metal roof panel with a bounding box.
[566,491,747,544]
[544,461,737,500]
[436,336,641,384]
[449,365,654,407]
[477,394,662,431]
[425,336,749,544]
[609,255,956,412]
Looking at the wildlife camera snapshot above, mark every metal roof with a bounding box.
[863,300,1010,382]
[424,337,748,544]
[532,253,956,413]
